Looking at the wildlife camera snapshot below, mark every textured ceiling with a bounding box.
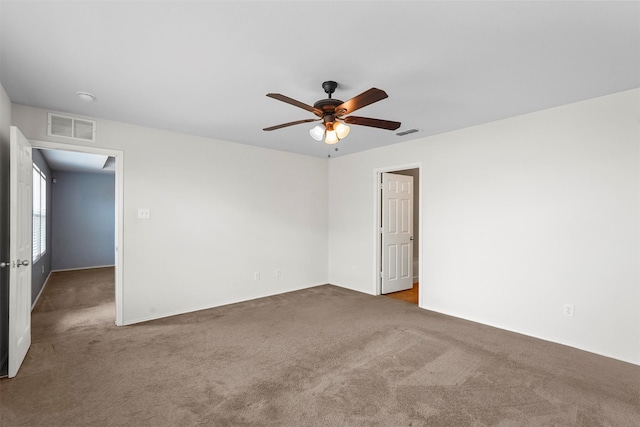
[1,1,639,159]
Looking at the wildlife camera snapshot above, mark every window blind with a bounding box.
[32,165,46,262]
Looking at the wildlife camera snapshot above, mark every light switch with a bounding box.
[137,208,150,219]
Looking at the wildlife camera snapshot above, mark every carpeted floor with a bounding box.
[1,267,638,426]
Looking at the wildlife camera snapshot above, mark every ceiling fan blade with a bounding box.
[335,88,388,116]
[343,116,401,130]
[263,118,319,131]
[266,93,323,116]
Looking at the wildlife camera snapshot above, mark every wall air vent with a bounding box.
[396,129,419,137]
[47,113,96,142]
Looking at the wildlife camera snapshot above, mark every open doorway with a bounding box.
[0,132,124,379]
[30,141,124,325]
[376,165,420,305]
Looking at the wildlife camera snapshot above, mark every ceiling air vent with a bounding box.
[47,113,96,142]
[396,128,419,137]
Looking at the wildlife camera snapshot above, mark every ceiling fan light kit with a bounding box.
[334,122,350,139]
[264,80,400,146]
[310,118,351,144]
[309,124,325,141]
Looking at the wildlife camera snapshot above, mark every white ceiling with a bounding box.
[1,1,638,159]
[38,149,115,174]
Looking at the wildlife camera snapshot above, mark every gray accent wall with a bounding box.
[51,171,115,271]
[0,83,12,376]
[31,149,52,305]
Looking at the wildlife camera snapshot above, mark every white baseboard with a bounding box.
[51,265,115,273]
[419,304,640,367]
[32,270,52,310]
[122,282,324,326]
[32,266,114,309]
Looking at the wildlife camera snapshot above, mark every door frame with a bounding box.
[374,163,422,306]
[30,140,124,326]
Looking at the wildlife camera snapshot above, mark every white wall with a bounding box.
[328,89,640,365]
[12,104,329,324]
[9,90,639,364]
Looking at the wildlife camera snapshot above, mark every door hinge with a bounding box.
[379,182,383,190]
[380,271,383,278]
[380,227,383,234]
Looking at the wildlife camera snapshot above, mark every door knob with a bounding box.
[16,259,29,267]
[410,236,414,241]
[0,262,9,268]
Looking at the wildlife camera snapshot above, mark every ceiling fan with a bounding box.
[263,81,401,145]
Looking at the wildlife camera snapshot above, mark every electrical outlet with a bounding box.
[137,208,150,219]
[563,303,575,317]
[276,269,281,278]
[254,272,260,281]
[41,265,45,274]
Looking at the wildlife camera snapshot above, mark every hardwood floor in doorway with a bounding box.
[385,282,418,304]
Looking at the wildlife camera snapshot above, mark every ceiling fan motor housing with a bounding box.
[314,98,343,113]
[322,80,338,97]
[313,99,343,130]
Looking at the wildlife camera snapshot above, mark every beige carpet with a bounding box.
[1,267,638,426]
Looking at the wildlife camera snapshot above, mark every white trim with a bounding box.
[29,139,125,326]
[51,265,115,272]
[31,164,47,262]
[122,282,326,326]
[373,162,423,307]
[31,271,52,310]
[421,304,640,367]
[32,266,116,310]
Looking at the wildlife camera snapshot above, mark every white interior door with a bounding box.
[8,126,32,378]
[381,172,413,294]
